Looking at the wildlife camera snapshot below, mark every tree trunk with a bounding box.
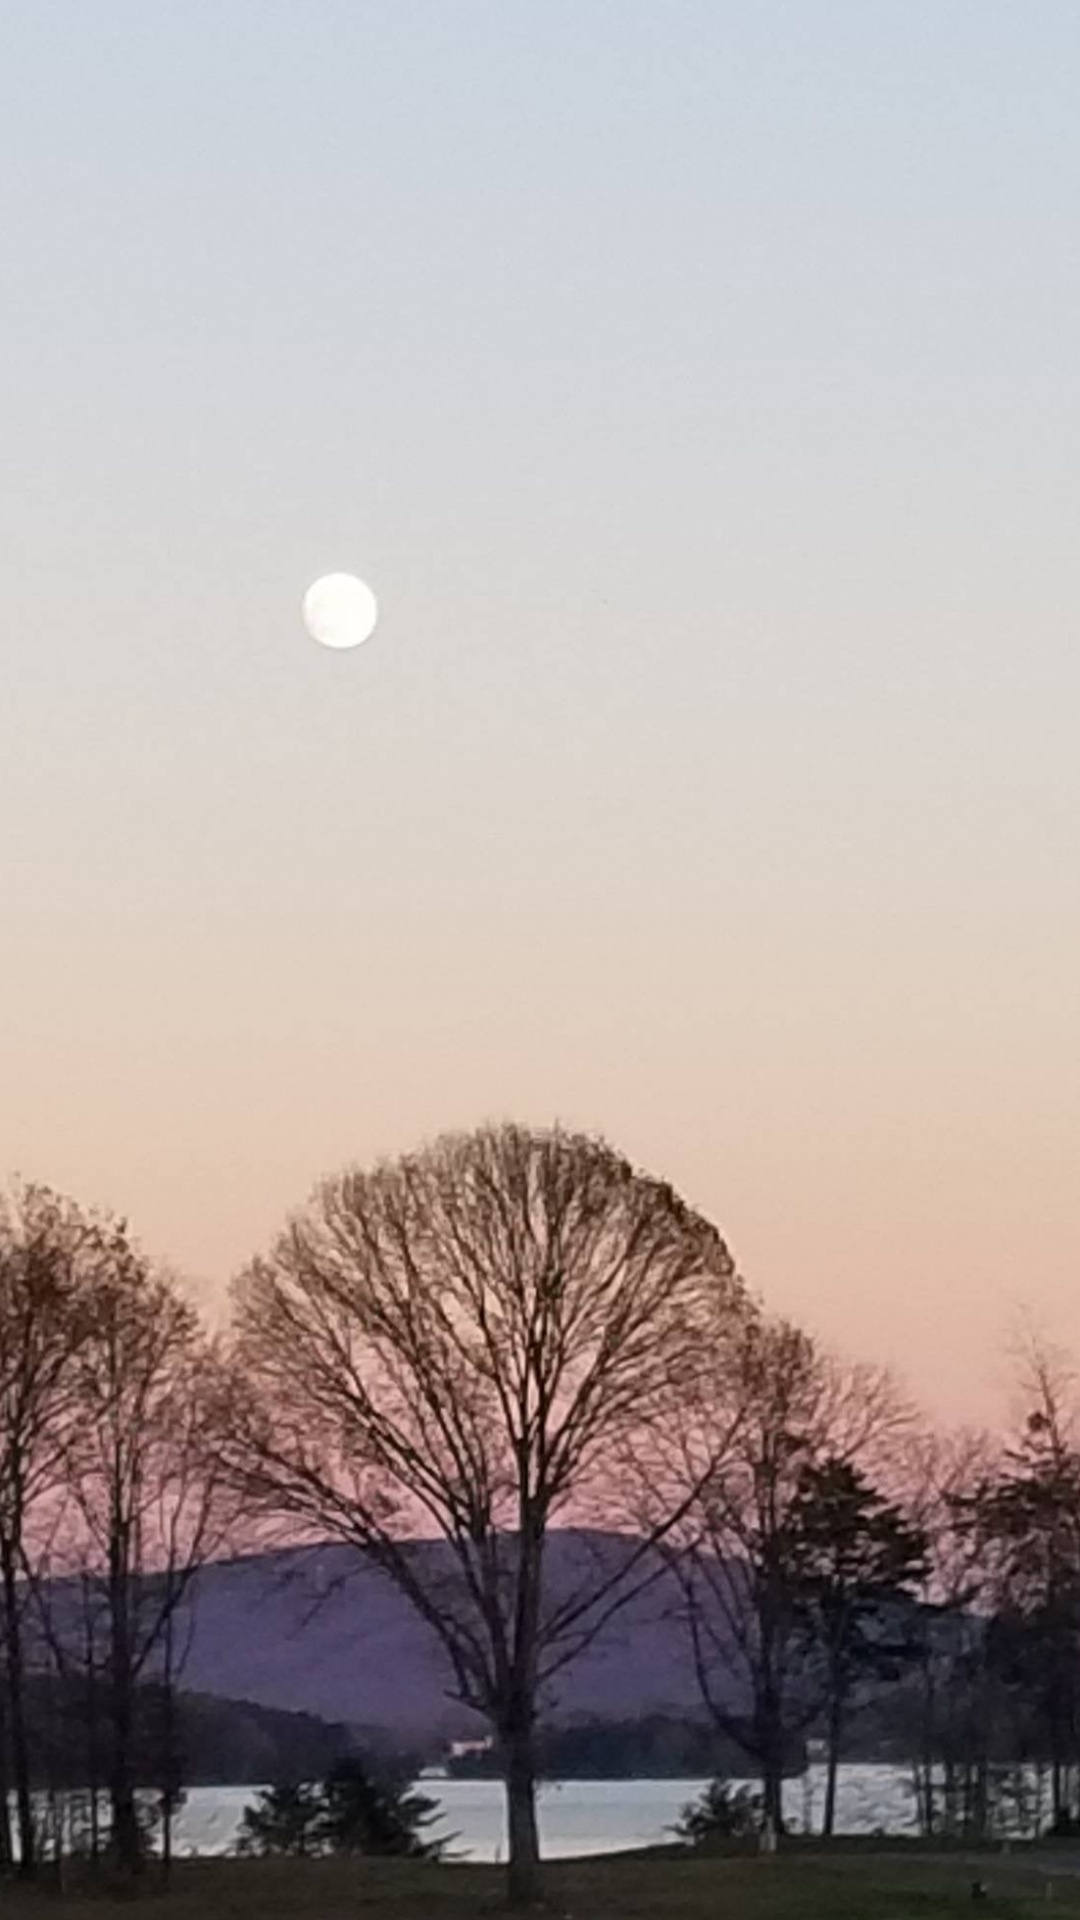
[0,1688,13,1869]
[942,1754,958,1834]
[911,1756,933,1838]
[109,1692,141,1878]
[87,1673,102,1865]
[109,1671,142,1875]
[823,1683,844,1838]
[756,1681,786,1837]
[1,1543,36,1877]
[917,1653,937,1836]
[762,1760,784,1835]
[968,1758,983,1843]
[80,1579,102,1866]
[502,1724,541,1908]
[108,1556,142,1876]
[160,1654,179,1888]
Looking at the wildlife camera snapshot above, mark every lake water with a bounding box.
[170,1765,919,1861]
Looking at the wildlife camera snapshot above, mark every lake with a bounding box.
[171,1765,919,1860]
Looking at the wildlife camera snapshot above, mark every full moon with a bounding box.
[302,572,378,650]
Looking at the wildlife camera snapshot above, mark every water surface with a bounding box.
[171,1764,918,1861]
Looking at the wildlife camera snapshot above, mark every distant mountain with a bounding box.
[171,1532,717,1745]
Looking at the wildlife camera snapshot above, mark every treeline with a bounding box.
[5,1673,358,1790]
[445,1714,807,1781]
[4,1126,1080,1907]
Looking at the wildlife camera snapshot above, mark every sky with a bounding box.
[2,1,1078,1424]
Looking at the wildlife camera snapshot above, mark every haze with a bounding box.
[2,2,1078,1421]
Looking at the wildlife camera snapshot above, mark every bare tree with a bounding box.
[227,1123,749,1907]
[59,1225,228,1877]
[0,1184,100,1878]
[898,1424,999,1837]
[950,1339,1080,1835]
[662,1316,910,1833]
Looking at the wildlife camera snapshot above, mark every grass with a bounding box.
[5,1847,1080,1920]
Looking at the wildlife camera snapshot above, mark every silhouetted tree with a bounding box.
[236,1782,322,1857]
[227,1123,749,1906]
[0,1184,99,1877]
[318,1754,450,1858]
[953,1348,1080,1831]
[671,1776,762,1847]
[60,1230,228,1877]
[896,1425,995,1837]
[664,1317,908,1832]
[238,1761,450,1861]
[786,1455,927,1833]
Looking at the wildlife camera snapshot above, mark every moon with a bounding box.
[302,572,378,650]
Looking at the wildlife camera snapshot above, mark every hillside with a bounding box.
[171,1532,714,1743]
[16,1673,364,1789]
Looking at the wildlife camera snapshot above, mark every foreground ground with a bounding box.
[11,1847,1080,1918]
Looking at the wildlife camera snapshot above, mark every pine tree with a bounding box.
[236,1782,323,1857]
[317,1755,452,1859]
[236,1758,453,1861]
[787,1456,928,1835]
[671,1777,763,1847]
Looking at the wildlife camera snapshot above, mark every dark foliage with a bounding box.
[237,1757,452,1860]
[11,1672,361,1790]
[236,1782,324,1858]
[319,1756,451,1858]
[671,1777,763,1846]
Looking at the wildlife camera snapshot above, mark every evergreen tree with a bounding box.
[317,1755,451,1859]
[236,1782,323,1857]
[236,1758,452,1861]
[787,1456,928,1834]
[671,1778,762,1847]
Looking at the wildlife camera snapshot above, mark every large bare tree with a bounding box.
[228,1122,749,1906]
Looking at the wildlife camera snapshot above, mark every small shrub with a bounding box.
[671,1777,763,1847]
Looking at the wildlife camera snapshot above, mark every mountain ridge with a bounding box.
[170,1530,714,1742]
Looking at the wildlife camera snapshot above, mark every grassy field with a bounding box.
[9,1848,1080,1920]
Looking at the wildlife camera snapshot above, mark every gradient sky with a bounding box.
[3,1,1078,1422]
